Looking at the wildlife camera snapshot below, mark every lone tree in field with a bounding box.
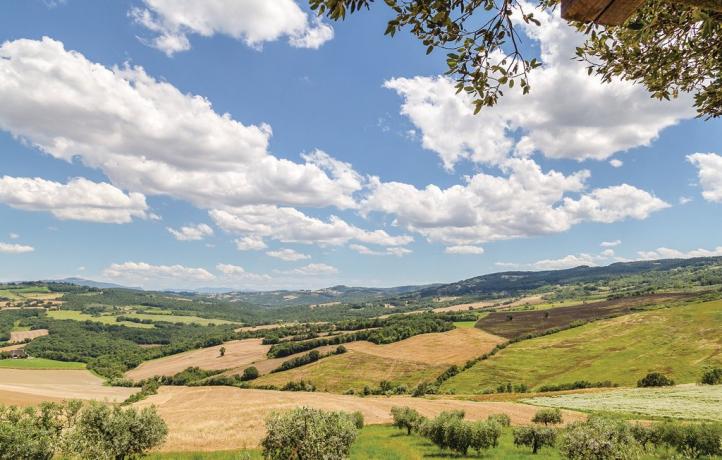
[513,425,557,454]
[637,371,674,387]
[219,346,226,357]
[391,406,423,435]
[241,366,259,381]
[310,0,722,118]
[261,407,359,460]
[532,408,563,425]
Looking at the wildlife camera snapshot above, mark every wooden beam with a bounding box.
[561,0,646,25]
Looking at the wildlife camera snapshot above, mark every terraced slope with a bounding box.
[443,300,722,393]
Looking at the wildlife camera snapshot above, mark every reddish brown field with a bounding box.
[475,293,693,339]
[135,386,584,452]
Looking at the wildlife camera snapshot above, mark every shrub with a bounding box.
[701,367,722,385]
[637,372,674,387]
[532,408,563,425]
[280,380,316,392]
[471,420,502,451]
[351,411,364,429]
[487,413,511,427]
[335,345,347,354]
[391,407,423,435]
[241,366,259,381]
[513,425,557,454]
[63,402,167,460]
[261,407,358,460]
[651,421,722,457]
[560,416,641,460]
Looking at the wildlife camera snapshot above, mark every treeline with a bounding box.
[25,318,238,378]
[271,346,347,373]
[267,314,454,358]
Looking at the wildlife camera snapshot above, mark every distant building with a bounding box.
[3,348,27,359]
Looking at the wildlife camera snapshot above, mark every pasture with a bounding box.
[124,312,236,326]
[134,386,584,452]
[126,339,270,380]
[524,384,722,421]
[0,368,137,405]
[474,293,693,339]
[47,310,155,329]
[443,300,722,393]
[0,357,85,370]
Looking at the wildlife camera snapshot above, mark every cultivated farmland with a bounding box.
[524,384,722,421]
[474,293,693,339]
[9,328,48,343]
[135,386,584,452]
[443,300,722,393]
[126,339,269,380]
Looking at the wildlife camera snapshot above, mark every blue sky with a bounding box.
[1,0,721,290]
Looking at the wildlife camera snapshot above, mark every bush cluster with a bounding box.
[261,407,359,460]
[637,371,675,387]
[0,400,167,460]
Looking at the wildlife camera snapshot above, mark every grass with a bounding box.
[443,300,722,394]
[253,350,447,393]
[47,310,155,329]
[524,384,722,421]
[453,321,477,328]
[142,426,564,459]
[0,358,86,369]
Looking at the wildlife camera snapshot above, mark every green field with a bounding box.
[143,425,563,459]
[525,384,722,421]
[443,300,722,393]
[0,358,86,369]
[47,310,155,329]
[125,312,235,326]
[453,321,477,328]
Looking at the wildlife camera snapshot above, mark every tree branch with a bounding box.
[675,0,722,13]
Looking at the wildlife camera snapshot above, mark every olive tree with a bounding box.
[532,408,563,425]
[261,407,359,460]
[560,416,642,460]
[309,0,722,118]
[391,406,423,435]
[513,425,557,454]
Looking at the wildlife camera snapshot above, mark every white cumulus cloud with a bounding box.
[266,248,310,261]
[130,0,333,55]
[103,261,215,288]
[637,246,722,260]
[0,176,150,224]
[384,5,693,170]
[444,245,485,255]
[167,223,214,241]
[688,153,722,203]
[0,242,35,254]
[0,38,359,210]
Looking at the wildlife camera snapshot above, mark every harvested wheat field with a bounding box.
[136,386,584,452]
[347,328,505,366]
[223,345,339,377]
[126,339,270,381]
[0,369,137,405]
[253,350,447,393]
[9,328,48,343]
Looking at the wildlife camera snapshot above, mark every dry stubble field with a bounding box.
[135,386,585,452]
[0,369,137,406]
[126,339,269,380]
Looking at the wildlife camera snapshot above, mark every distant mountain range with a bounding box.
[31,256,722,305]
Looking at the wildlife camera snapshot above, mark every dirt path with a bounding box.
[136,386,585,452]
